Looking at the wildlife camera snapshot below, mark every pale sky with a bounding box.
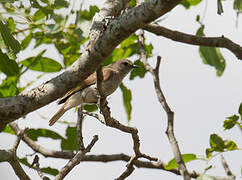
[0,0,242,179]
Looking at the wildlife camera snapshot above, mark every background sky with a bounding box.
[0,0,242,179]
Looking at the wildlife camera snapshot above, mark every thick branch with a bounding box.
[143,24,242,60]
[0,146,30,180]
[0,0,181,131]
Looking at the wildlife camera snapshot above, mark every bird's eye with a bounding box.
[123,62,129,66]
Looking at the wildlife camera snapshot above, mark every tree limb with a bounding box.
[0,0,181,131]
[138,28,190,179]
[0,124,31,180]
[77,107,85,151]
[220,154,235,179]
[143,24,242,60]
[55,135,98,180]
[6,123,232,180]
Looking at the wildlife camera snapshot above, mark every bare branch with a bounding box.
[30,155,50,180]
[11,124,28,152]
[0,0,181,131]
[115,157,135,180]
[9,119,232,179]
[143,24,242,60]
[77,106,85,151]
[0,143,30,180]
[55,135,98,180]
[82,110,106,124]
[95,63,158,179]
[138,28,190,179]
[220,155,236,179]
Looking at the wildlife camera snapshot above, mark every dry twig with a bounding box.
[138,29,190,179]
[143,24,242,60]
[55,135,99,180]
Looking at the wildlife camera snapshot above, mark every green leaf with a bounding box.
[82,104,98,112]
[21,32,32,49]
[0,49,19,76]
[7,17,16,34]
[0,20,21,53]
[129,0,136,7]
[41,167,58,176]
[33,9,46,21]
[234,0,242,11]
[129,60,147,80]
[199,47,225,76]
[79,6,99,21]
[0,76,19,97]
[180,0,202,9]
[217,0,224,15]
[104,34,144,66]
[26,128,64,141]
[224,140,238,151]
[238,102,242,117]
[165,154,197,170]
[18,157,30,167]
[54,0,69,9]
[2,125,15,135]
[205,148,214,159]
[196,26,226,76]
[145,43,154,58]
[18,157,58,176]
[61,126,78,151]
[223,115,239,130]
[209,134,225,152]
[20,51,62,72]
[120,83,132,122]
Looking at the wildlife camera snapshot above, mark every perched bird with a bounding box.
[49,59,138,126]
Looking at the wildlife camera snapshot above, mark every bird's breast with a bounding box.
[102,74,122,96]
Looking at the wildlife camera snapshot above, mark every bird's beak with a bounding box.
[132,65,139,69]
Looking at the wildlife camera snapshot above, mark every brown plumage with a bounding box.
[49,59,138,126]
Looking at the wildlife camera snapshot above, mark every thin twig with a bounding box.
[55,135,99,180]
[143,24,242,60]
[138,28,191,179]
[95,64,158,179]
[82,110,106,124]
[77,106,85,151]
[9,122,232,179]
[31,155,50,180]
[10,124,28,152]
[220,154,235,179]
[0,123,31,180]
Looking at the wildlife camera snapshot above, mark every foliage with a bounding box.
[0,0,241,179]
[18,157,58,176]
[196,25,226,76]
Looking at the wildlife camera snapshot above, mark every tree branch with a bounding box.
[95,64,160,179]
[6,123,232,180]
[143,24,242,60]
[0,124,31,180]
[0,0,181,131]
[55,135,98,180]
[220,154,235,179]
[30,155,50,180]
[138,28,190,179]
[77,106,85,151]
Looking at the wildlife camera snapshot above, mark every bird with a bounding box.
[49,59,138,126]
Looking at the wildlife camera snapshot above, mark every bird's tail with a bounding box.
[49,107,66,126]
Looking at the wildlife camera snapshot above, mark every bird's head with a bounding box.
[111,59,138,75]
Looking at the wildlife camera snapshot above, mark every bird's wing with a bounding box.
[58,67,114,104]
